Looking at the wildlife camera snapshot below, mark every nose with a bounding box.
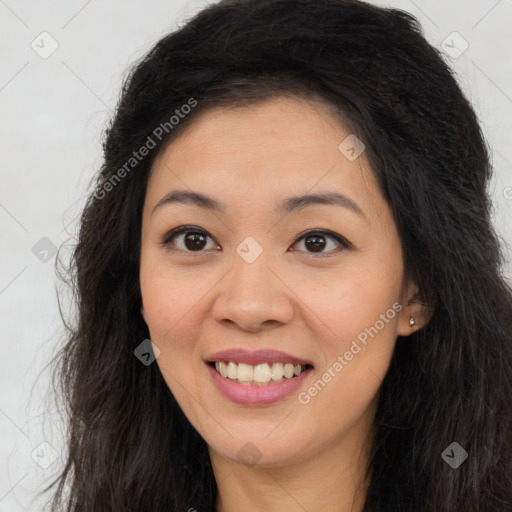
[211,250,295,332]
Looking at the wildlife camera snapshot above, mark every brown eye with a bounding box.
[162,226,219,252]
[162,226,350,257]
[291,230,350,257]
[303,233,327,252]
[183,232,207,251]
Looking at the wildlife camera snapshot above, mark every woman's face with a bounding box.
[140,96,416,469]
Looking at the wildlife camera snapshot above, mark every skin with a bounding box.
[139,96,430,512]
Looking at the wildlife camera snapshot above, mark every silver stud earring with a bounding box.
[409,317,415,326]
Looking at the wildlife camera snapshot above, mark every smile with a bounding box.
[209,361,312,385]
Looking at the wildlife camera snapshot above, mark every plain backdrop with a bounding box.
[1,0,511,510]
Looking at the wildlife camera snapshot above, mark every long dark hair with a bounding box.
[43,0,512,510]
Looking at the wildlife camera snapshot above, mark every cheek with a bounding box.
[292,255,402,412]
[139,255,207,339]
[139,256,214,403]
[297,293,399,439]
[294,258,402,342]
[139,264,203,400]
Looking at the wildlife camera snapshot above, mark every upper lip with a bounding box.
[205,349,314,367]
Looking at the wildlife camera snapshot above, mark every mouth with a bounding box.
[206,360,314,386]
[204,349,315,405]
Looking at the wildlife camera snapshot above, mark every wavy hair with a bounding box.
[43,0,512,510]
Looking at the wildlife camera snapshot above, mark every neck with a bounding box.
[209,406,375,512]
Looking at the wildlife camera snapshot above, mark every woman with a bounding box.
[44,0,512,510]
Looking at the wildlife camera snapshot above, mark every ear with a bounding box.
[396,279,434,336]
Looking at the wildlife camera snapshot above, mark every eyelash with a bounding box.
[160,225,352,258]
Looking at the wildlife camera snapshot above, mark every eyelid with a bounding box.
[160,225,352,256]
[292,228,352,251]
[161,225,219,251]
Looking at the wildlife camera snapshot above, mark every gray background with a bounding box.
[1,1,511,510]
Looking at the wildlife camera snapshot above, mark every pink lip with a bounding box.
[206,363,313,406]
[205,348,314,367]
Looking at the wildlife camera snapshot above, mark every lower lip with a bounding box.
[206,363,313,406]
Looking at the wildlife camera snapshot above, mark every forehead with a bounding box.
[144,97,384,223]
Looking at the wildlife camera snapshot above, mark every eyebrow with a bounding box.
[151,189,367,221]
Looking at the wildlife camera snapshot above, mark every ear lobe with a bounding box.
[396,284,434,336]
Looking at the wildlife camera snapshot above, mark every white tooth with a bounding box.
[284,363,295,378]
[253,363,272,383]
[215,362,220,373]
[237,363,254,382]
[271,363,284,381]
[294,364,302,376]
[227,361,238,379]
[218,361,228,378]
